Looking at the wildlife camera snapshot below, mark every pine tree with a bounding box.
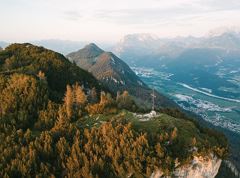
[64,85,73,119]
[52,106,70,132]
[170,127,178,140]
[191,137,197,146]
[100,91,107,105]
[74,83,87,106]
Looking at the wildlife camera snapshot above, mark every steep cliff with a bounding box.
[151,155,222,178]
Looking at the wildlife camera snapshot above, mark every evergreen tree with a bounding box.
[74,83,87,107]
[64,85,73,119]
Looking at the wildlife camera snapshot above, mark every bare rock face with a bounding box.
[173,156,222,178]
[151,155,222,178]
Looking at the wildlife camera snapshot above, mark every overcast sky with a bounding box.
[1,0,240,42]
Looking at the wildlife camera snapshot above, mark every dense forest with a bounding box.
[0,44,228,177]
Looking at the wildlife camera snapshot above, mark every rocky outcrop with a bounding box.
[151,155,222,178]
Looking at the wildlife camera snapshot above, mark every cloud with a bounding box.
[92,0,240,26]
[95,7,193,24]
[1,0,240,41]
[63,10,82,21]
[199,0,240,10]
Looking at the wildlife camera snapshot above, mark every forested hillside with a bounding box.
[0,44,228,178]
[0,43,104,102]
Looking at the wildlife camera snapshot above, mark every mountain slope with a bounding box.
[67,43,177,108]
[0,43,104,101]
[0,42,229,178]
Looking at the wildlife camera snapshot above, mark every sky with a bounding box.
[1,0,240,43]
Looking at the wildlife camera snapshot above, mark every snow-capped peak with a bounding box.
[120,33,159,43]
[206,27,240,38]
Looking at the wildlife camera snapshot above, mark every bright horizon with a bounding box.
[1,0,240,43]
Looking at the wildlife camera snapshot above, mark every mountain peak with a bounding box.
[84,43,103,52]
[68,43,104,59]
[206,27,240,38]
[121,33,159,43]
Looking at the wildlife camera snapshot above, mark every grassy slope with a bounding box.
[78,111,219,143]
[76,110,227,165]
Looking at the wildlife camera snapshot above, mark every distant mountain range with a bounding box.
[112,30,240,100]
[67,43,177,108]
[113,30,240,57]
[113,31,240,63]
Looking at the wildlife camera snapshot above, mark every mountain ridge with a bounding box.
[113,30,240,59]
[67,43,177,109]
[0,43,105,102]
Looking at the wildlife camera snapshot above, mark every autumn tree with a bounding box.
[74,83,86,106]
[191,137,197,146]
[0,74,48,129]
[170,127,178,141]
[86,92,116,115]
[63,83,87,120]
[64,85,74,119]
[52,106,70,133]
